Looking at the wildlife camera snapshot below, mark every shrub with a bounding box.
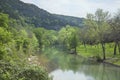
[0,61,51,80]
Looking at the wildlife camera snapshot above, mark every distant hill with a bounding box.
[54,14,84,27]
[0,0,84,30]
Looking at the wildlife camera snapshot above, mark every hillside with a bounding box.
[0,0,84,30]
[54,14,84,27]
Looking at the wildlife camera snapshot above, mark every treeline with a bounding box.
[0,13,38,60]
[33,9,120,60]
[0,13,51,80]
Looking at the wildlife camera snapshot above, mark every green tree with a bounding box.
[69,31,78,54]
[0,13,9,29]
[110,9,120,55]
[0,27,12,59]
[0,13,12,60]
[33,28,45,50]
[85,9,110,60]
[58,25,78,54]
[42,30,58,47]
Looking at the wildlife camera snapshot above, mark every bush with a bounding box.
[16,66,51,80]
[0,61,51,80]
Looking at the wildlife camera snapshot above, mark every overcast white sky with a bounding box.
[20,0,120,18]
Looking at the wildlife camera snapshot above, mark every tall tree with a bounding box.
[33,28,45,49]
[58,25,78,54]
[85,9,110,60]
[110,9,120,55]
[0,13,9,29]
[0,13,12,59]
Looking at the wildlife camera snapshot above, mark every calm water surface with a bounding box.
[43,48,120,80]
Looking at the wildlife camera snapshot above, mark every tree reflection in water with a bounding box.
[42,48,120,80]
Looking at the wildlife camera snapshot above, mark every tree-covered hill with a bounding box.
[54,14,84,27]
[0,0,84,30]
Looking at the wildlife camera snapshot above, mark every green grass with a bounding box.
[77,43,119,58]
[77,43,120,66]
[77,44,102,57]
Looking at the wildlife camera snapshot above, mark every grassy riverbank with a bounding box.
[77,43,120,66]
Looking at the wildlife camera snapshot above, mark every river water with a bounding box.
[43,48,120,80]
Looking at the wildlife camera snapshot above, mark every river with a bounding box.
[42,48,120,80]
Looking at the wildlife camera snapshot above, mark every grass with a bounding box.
[77,43,120,66]
[77,44,102,57]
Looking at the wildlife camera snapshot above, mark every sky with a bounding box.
[20,0,120,18]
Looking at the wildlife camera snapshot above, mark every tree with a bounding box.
[28,32,39,53]
[0,27,12,59]
[33,28,45,49]
[85,9,110,60]
[42,30,58,47]
[0,13,9,29]
[58,25,78,54]
[109,9,120,55]
[69,31,78,54]
[0,13,12,59]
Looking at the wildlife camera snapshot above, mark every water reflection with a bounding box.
[42,48,120,80]
[50,69,94,80]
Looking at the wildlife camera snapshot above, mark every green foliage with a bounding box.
[84,9,111,59]
[0,13,12,60]
[109,9,120,42]
[0,46,6,60]
[42,30,58,46]
[33,28,58,50]
[0,61,51,80]
[58,25,79,53]
[17,66,50,80]
[0,27,12,44]
[0,13,9,29]
[0,0,83,30]
[33,28,45,49]
[84,9,110,44]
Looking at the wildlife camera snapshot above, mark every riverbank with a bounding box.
[27,47,120,68]
[77,53,120,67]
[103,58,120,67]
[77,44,120,67]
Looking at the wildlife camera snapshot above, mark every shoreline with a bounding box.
[103,60,120,68]
[77,54,120,68]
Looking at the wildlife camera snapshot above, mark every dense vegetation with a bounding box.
[83,9,120,60]
[0,13,52,80]
[0,0,120,79]
[0,0,83,30]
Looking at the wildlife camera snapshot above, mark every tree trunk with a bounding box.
[74,47,77,55]
[83,42,87,51]
[118,42,120,54]
[101,43,106,60]
[114,42,117,55]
